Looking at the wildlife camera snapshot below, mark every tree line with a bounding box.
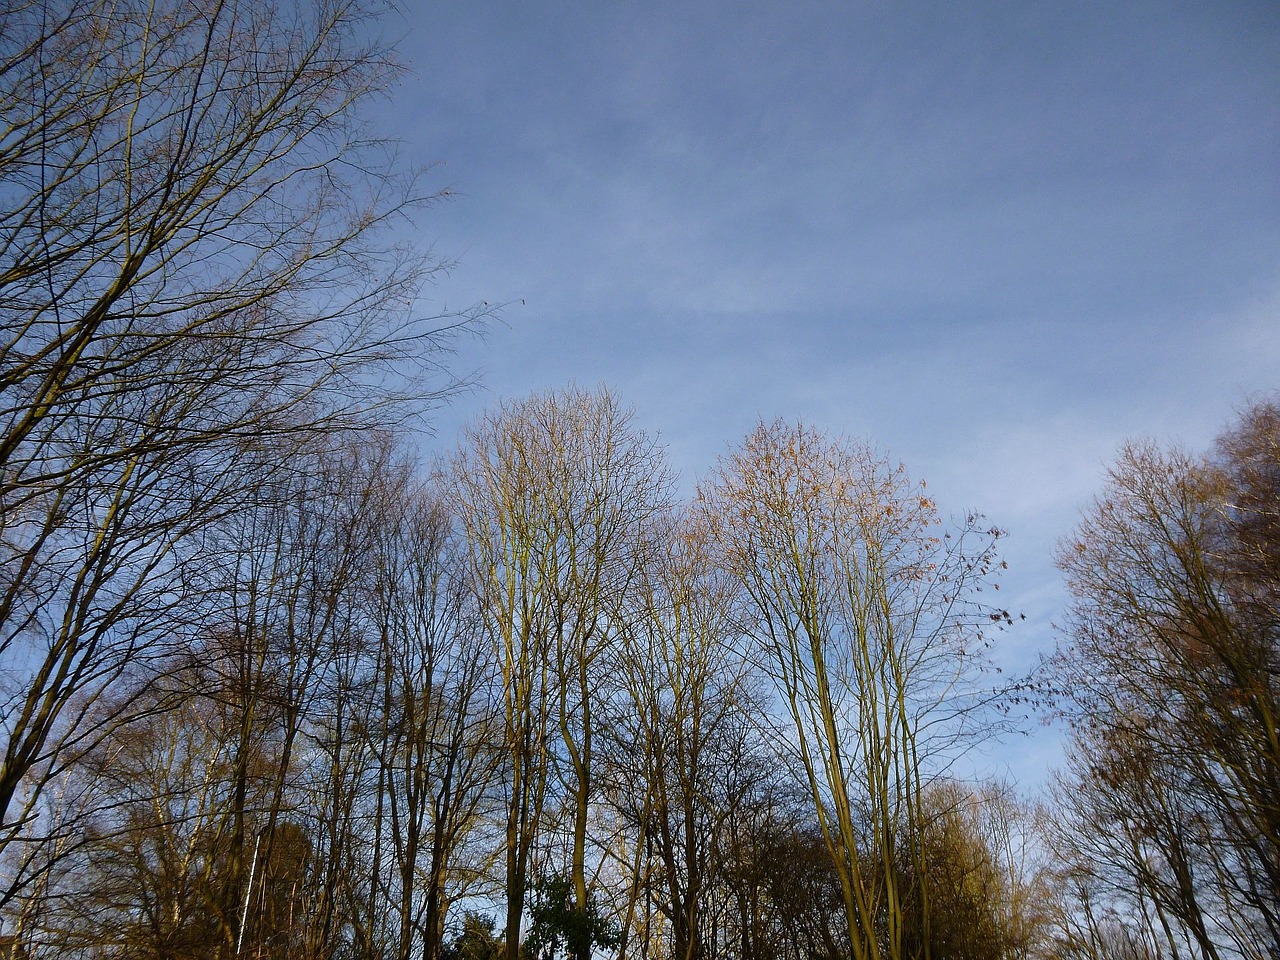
[2,2,1276,959]
[4,374,1276,960]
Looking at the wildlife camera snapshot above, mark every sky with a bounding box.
[378,1,1280,784]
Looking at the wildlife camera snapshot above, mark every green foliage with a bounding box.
[444,912,506,960]
[522,873,621,960]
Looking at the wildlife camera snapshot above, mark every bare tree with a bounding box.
[0,0,480,900]
[364,465,503,960]
[608,508,765,960]
[700,420,1012,960]
[450,387,671,960]
[1050,400,1280,960]
[22,435,511,960]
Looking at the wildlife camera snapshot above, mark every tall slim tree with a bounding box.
[609,508,763,960]
[450,387,670,960]
[701,420,1012,960]
[365,465,502,960]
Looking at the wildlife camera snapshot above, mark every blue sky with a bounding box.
[385,1,1280,782]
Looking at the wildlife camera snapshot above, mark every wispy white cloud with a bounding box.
[397,0,1280,790]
